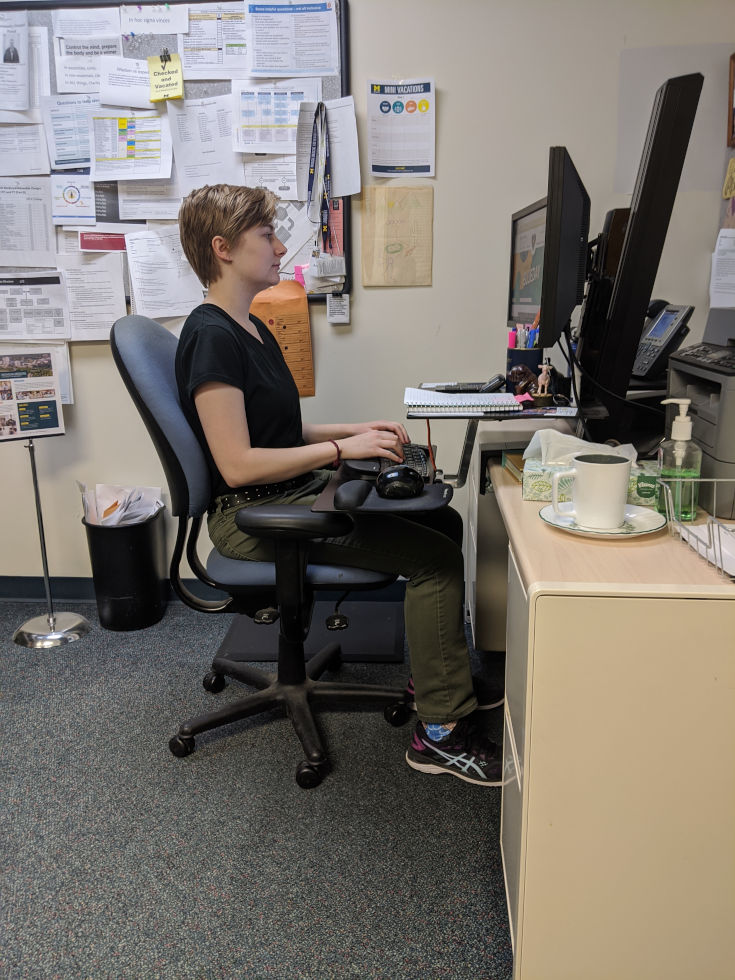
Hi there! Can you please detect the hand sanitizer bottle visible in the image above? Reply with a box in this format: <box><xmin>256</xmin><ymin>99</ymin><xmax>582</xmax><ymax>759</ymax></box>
<box><xmin>656</xmin><ymin>398</ymin><xmax>702</xmax><ymax>520</ymax></box>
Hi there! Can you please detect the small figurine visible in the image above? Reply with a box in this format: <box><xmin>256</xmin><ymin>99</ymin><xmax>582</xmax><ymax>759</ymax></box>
<box><xmin>537</xmin><ymin>360</ymin><xmax>552</xmax><ymax>396</ymax></box>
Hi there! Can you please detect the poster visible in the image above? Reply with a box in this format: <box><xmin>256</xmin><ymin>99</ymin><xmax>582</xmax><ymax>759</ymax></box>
<box><xmin>0</xmin><ymin>345</ymin><xmax>65</xmax><ymax>440</ymax></box>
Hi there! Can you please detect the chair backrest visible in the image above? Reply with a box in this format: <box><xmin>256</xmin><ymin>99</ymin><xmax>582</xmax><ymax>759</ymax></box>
<box><xmin>110</xmin><ymin>315</ymin><xmax>210</xmax><ymax>518</ymax></box>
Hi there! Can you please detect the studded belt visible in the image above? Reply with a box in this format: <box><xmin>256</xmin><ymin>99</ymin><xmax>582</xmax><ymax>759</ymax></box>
<box><xmin>208</xmin><ymin>472</ymin><xmax>315</xmax><ymax>513</ymax></box>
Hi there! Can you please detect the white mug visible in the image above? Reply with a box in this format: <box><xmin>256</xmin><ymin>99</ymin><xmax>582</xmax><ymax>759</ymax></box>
<box><xmin>551</xmin><ymin>453</ymin><xmax>631</xmax><ymax>530</ymax></box>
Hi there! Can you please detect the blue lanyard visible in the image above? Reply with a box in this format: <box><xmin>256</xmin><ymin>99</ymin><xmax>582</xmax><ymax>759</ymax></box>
<box><xmin>307</xmin><ymin>102</ymin><xmax>331</xmax><ymax>252</ymax></box>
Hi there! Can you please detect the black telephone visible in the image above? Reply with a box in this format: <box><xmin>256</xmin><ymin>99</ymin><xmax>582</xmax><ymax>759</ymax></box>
<box><xmin>631</xmin><ymin>301</ymin><xmax>693</xmax><ymax>379</ymax></box>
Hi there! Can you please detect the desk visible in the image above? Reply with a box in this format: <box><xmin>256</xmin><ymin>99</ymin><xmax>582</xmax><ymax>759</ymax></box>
<box><xmin>487</xmin><ymin>462</ymin><xmax>735</xmax><ymax>980</ymax></box>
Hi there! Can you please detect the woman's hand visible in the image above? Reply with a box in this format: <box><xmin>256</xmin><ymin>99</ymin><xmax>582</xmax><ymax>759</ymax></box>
<box><xmin>352</xmin><ymin>420</ymin><xmax>410</xmax><ymax>445</ymax></box>
<box><xmin>301</xmin><ymin>419</ymin><xmax>410</xmax><ymax>464</ymax></box>
<box><xmin>337</xmin><ymin>423</ymin><xmax>407</xmax><ymax>462</ymax></box>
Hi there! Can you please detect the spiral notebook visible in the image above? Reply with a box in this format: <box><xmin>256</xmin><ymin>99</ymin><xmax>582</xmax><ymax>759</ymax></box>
<box><xmin>404</xmin><ymin>387</ymin><xmax>522</xmax><ymax>414</ymax></box>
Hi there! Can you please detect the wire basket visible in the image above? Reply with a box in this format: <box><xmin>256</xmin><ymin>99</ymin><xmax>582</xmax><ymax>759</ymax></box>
<box><xmin>659</xmin><ymin>478</ymin><xmax>735</xmax><ymax>580</ymax></box>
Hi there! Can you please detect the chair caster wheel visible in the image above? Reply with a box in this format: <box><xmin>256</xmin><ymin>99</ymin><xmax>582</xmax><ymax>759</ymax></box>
<box><xmin>202</xmin><ymin>670</ymin><xmax>226</xmax><ymax>693</ymax></box>
<box><xmin>384</xmin><ymin>701</ymin><xmax>410</xmax><ymax>727</ymax></box>
<box><xmin>295</xmin><ymin>760</ymin><xmax>325</xmax><ymax>789</ymax></box>
<box><xmin>169</xmin><ymin>734</ymin><xmax>195</xmax><ymax>758</ymax></box>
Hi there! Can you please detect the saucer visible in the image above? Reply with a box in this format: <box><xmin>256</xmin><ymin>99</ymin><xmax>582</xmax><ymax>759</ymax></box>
<box><xmin>539</xmin><ymin>503</ymin><xmax>667</xmax><ymax>539</ymax></box>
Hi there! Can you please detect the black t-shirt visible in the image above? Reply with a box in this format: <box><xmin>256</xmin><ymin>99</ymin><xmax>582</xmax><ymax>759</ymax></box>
<box><xmin>175</xmin><ymin>303</ymin><xmax>304</xmax><ymax>498</ymax></box>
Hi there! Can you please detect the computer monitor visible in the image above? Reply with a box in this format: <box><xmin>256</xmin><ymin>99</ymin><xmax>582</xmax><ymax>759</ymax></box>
<box><xmin>537</xmin><ymin>147</ymin><xmax>591</xmax><ymax>350</ymax></box>
<box><xmin>508</xmin><ymin>197</ymin><xmax>547</xmax><ymax>329</ymax></box>
<box><xmin>575</xmin><ymin>72</ymin><xmax>704</xmax><ymax>443</ymax></box>
<box><xmin>507</xmin><ymin>147</ymin><xmax>590</xmax><ymax>351</ymax></box>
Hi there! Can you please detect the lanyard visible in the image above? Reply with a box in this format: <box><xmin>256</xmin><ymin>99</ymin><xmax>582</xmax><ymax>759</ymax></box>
<box><xmin>307</xmin><ymin>102</ymin><xmax>331</xmax><ymax>253</ymax></box>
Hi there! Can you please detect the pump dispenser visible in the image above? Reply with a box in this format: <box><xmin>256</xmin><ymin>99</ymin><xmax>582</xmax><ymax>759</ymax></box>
<box><xmin>656</xmin><ymin>398</ymin><xmax>702</xmax><ymax>520</ymax></box>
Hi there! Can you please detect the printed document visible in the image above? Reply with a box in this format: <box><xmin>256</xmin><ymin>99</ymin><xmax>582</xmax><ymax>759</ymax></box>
<box><xmin>178</xmin><ymin>2</ymin><xmax>249</xmax><ymax>80</ymax></box>
<box><xmin>242</xmin><ymin>154</ymin><xmax>298</xmax><ymax>200</ymax></box>
<box><xmin>0</xmin><ymin>9</ymin><xmax>30</xmax><ymax>111</ymax></box>
<box><xmin>0</xmin><ymin>125</ymin><xmax>50</xmax><ymax>177</ymax></box>
<box><xmin>232</xmin><ymin>78</ymin><xmax>321</xmax><ymax>154</ymax></box>
<box><xmin>99</xmin><ymin>57</ymin><xmax>154</xmax><ymax>110</ymax></box>
<box><xmin>51</xmin><ymin>172</ymin><xmax>96</xmax><ymax>225</ymax></box>
<box><xmin>0</xmin><ymin>25</ymin><xmax>50</xmax><ymax>125</ymax></box>
<box><xmin>0</xmin><ymin>273</ymin><xmax>70</xmax><ymax>341</ymax></box>
<box><xmin>52</xmin><ymin>6</ymin><xmax>121</xmax><ymax>38</ymax></box>
<box><xmin>89</xmin><ymin>109</ymin><xmax>173</xmax><ymax>181</ymax></box>
<box><xmin>56</xmin><ymin>252</ymin><xmax>127</xmax><ymax>341</ymax></box>
<box><xmin>0</xmin><ymin>345</ymin><xmax>65</xmax><ymax>441</ymax></box>
<box><xmin>118</xmin><ymin>166</ymin><xmax>183</xmax><ymax>221</ymax></box>
<box><xmin>54</xmin><ymin>36</ymin><xmax>122</xmax><ymax>94</ymax></box>
<box><xmin>167</xmin><ymin>96</ymin><xmax>240</xmax><ymax>195</ymax></box>
<box><xmin>245</xmin><ymin>1</ymin><xmax>339</xmax><ymax>77</ymax></box>
<box><xmin>367</xmin><ymin>79</ymin><xmax>435</xmax><ymax>178</ymax></box>
<box><xmin>709</xmin><ymin>228</ymin><xmax>735</xmax><ymax>309</ymax></box>
<box><xmin>125</xmin><ymin>228</ymin><xmax>204</xmax><ymax>319</ymax></box>
<box><xmin>41</xmin><ymin>94</ymin><xmax>99</xmax><ymax>170</ymax></box>
<box><xmin>120</xmin><ymin>4</ymin><xmax>190</xmax><ymax>36</ymax></box>
<box><xmin>0</xmin><ymin>178</ymin><xmax>55</xmax><ymax>267</ymax></box>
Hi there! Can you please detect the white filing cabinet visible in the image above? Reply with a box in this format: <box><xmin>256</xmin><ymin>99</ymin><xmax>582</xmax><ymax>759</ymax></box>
<box><xmin>490</xmin><ymin>463</ymin><xmax>735</xmax><ymax>980</ymax></box>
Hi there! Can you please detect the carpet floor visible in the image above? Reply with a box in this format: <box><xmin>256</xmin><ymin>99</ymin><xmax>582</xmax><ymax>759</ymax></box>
<box><xmin>1</xmin><ymin>599</ymin><xmax>512</xmax><ymax>980</ymax></box>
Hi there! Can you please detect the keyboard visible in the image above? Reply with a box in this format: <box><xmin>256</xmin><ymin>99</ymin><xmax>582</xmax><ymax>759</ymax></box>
<box><xmin>341</xmin><ymin>443</ymin><xmax>435</xmax><ymax>482</ymax></box>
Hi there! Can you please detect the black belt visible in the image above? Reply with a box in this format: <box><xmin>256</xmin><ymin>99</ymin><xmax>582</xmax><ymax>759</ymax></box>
<box><xmin>208</xmin><ymin>472</ymin><xmax>315</xmax><ymax>513</ymax></box>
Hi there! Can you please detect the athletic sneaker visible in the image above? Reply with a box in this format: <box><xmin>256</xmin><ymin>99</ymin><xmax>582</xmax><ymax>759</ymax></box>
<box><xmin>405</xmin><ymin>715</ymin><xmax>502</xmax><ymax>786</ymax></box>
<box><xmin>405</xmin><ymin>675</ymin><xmax>504</xmax><ymax>712</ymax></box>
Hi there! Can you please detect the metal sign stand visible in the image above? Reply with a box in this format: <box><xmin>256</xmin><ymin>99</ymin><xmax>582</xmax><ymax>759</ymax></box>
<box><xmin>13</xmin><ymin>439</ymin><xmax>91</xmax><ymax>648</ymax></box>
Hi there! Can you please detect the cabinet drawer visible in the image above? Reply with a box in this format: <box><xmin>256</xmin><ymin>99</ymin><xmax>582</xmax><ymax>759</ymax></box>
<box><xmin>501</xmin><ymin>709</ymin><xmax>522</xmax><ymax>954</ymax></box>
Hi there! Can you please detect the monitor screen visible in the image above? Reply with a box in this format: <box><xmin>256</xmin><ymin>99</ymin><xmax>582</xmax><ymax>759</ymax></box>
<box><xmin>538</xmin><ymin>146</ymin><xmax>591</xmax><ymax>350</ymax></box>
<box><xmin>506</xmin><ymin>148</ymin><xmax>590</xmax><ymax>354</ymax></box>
<box><xmin>508</xmin><ymin>199</ymin><xmax>547</xmax><ymax>327</ymax></box>
<box><xmin>576</xmin><ymin>72</ymin><xmax>703</xmax><ymax>444</ymax></box>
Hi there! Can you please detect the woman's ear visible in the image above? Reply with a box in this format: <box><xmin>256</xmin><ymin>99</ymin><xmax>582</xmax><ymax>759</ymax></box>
<box><xmin>211</xmin><ymin>235</ymin><xmax>231</xmax><ymax>262</ymax></box>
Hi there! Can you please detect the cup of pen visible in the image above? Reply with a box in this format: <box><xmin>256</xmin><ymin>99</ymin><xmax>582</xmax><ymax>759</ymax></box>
<box><xmin>551</xmin><ymin>453</ymin><xmax>632</xmax><ymax>530</ymax></box>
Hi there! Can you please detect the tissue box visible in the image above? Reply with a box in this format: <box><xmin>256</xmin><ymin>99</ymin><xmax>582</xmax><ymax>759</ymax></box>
<box><xmin>522</xmin><ymin>459</ymin><xmax>658</xmax><ymax>506</ymax></box>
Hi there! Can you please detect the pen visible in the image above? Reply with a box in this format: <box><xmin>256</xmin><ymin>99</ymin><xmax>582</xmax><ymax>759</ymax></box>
<box><xmin>508</xmin><ymin>328</ymin><xmax>516</xmax><ymax>349</ymax></box>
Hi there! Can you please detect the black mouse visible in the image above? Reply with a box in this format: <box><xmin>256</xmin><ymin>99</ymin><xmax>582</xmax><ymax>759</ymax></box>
<box><xmin>375</xmin><ymin>465</ymin><xmax>424</xmax><ymax>499</ymax></box>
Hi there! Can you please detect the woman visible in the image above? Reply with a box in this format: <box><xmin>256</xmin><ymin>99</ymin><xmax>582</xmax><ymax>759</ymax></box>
<box><xmin>175</xmin><ymin>184</ymin><xmax>501</xmax><ymax>786</ymax></box>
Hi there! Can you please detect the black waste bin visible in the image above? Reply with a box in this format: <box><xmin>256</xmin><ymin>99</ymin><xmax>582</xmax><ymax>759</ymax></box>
<box><xmin>83</xmin><ymin>508</ymin><xmax>167</xmax><ymax>630</ymax></box>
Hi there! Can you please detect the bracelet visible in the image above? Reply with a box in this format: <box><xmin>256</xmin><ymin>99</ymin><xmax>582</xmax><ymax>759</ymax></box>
<box><xmin>329</xmin><ymin>439</ymin><xmax>341</xmax><ymax>468</ymax></box>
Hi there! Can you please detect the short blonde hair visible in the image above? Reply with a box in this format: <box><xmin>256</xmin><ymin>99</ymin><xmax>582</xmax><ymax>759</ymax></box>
<box><xmin>178</xmin><ymin>184</ymin><xmax>279</xmax><ymax>287</ymax></box>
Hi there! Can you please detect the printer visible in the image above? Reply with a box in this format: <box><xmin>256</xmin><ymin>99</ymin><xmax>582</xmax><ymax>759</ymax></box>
<box><xmin>667</xmin><ymin>308</ymin><xmax>735</xmax><ymax>518</ymax></box>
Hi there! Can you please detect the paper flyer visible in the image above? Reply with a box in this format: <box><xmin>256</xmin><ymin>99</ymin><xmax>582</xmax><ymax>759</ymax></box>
<box><xmin>367</xmin><ymin>78</ymin><xmax>435</xmax><ymax>178</ymax></box>
<box><xmin>0</xmin><ymin>345</ymin><xmax>65</xmax><ymax>441</ymax></box>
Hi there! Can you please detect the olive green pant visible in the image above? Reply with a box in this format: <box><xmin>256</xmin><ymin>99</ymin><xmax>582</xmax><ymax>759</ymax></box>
<box><xmin>207</xmin><ymin>471</ymin><xmax>477</xmax><ymax>724</ymax></box>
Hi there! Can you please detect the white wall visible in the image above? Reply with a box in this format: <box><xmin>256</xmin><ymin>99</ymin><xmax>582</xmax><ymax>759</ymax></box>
<box><xmin>4</xmin><ymin>0</ymin><xmax>734</xmax><ymax>582</ymax></box>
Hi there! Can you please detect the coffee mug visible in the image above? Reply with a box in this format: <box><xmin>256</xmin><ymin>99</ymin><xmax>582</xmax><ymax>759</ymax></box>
<box><xmin>551</xmin><ymin>453</ymin><xmax>632</xmax><ymax>530</ymax></box>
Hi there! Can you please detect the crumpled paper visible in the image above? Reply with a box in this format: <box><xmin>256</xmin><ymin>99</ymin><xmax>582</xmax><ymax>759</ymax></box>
<box><xmin>78</xmin><ymin>482</ymin><xmax>164</xmax><ymax>526</ymax></box>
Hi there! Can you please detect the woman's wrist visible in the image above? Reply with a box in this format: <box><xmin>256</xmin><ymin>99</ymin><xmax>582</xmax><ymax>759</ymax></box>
<box><xmin>328</xmin><ymin>439</ymin><xmax>341</xmax><ymax>468</ymax></box>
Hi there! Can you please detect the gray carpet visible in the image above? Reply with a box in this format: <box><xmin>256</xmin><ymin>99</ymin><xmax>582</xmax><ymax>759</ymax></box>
<box><xmin>1</xmin><ymin>599</ymin><xmax>512</xmax><ymax>980</ymax></box>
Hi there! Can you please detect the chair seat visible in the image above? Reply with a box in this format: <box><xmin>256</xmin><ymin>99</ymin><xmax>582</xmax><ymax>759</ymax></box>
<box><xmin>206</xmin><ymin>547</ymin><xmax>396</xmax><ymax>591</ymax></box>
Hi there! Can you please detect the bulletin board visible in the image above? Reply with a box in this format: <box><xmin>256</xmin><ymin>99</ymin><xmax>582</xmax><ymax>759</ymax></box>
<box><xmin>0</xmin><ymin>0</ymin><xmax>352</xmax><ymax>298</ymax></box>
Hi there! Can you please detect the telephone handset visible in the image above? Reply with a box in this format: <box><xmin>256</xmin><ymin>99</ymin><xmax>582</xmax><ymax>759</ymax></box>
<box><xmin>421</xmin><ymin>374</ymin><xmax>506</xmax><ymax>394</ymax></box>
<box><xmin>631</xmin><ymin>301</ymin><xmax>693</xmax><ymax>379</ymax></box>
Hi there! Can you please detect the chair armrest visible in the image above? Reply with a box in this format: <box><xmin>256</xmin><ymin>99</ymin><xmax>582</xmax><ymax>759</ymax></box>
<box><xmin>234</xmin><ymin>505</ymin><xmax>354</xmax><ymax>540</ymax></box>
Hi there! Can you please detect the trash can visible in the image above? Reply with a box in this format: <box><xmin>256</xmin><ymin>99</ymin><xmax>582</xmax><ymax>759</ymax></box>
<box><xmin>83</xmin><ymin>508</ymin><xmax>167</xmax><ymax>630</ymax></box>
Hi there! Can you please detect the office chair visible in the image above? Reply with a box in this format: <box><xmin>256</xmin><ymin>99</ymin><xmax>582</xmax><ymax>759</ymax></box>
<box><xmin>110</xmin><ymin>314</ymin><xmax>410</xmax><ymax>788</ymax></box>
